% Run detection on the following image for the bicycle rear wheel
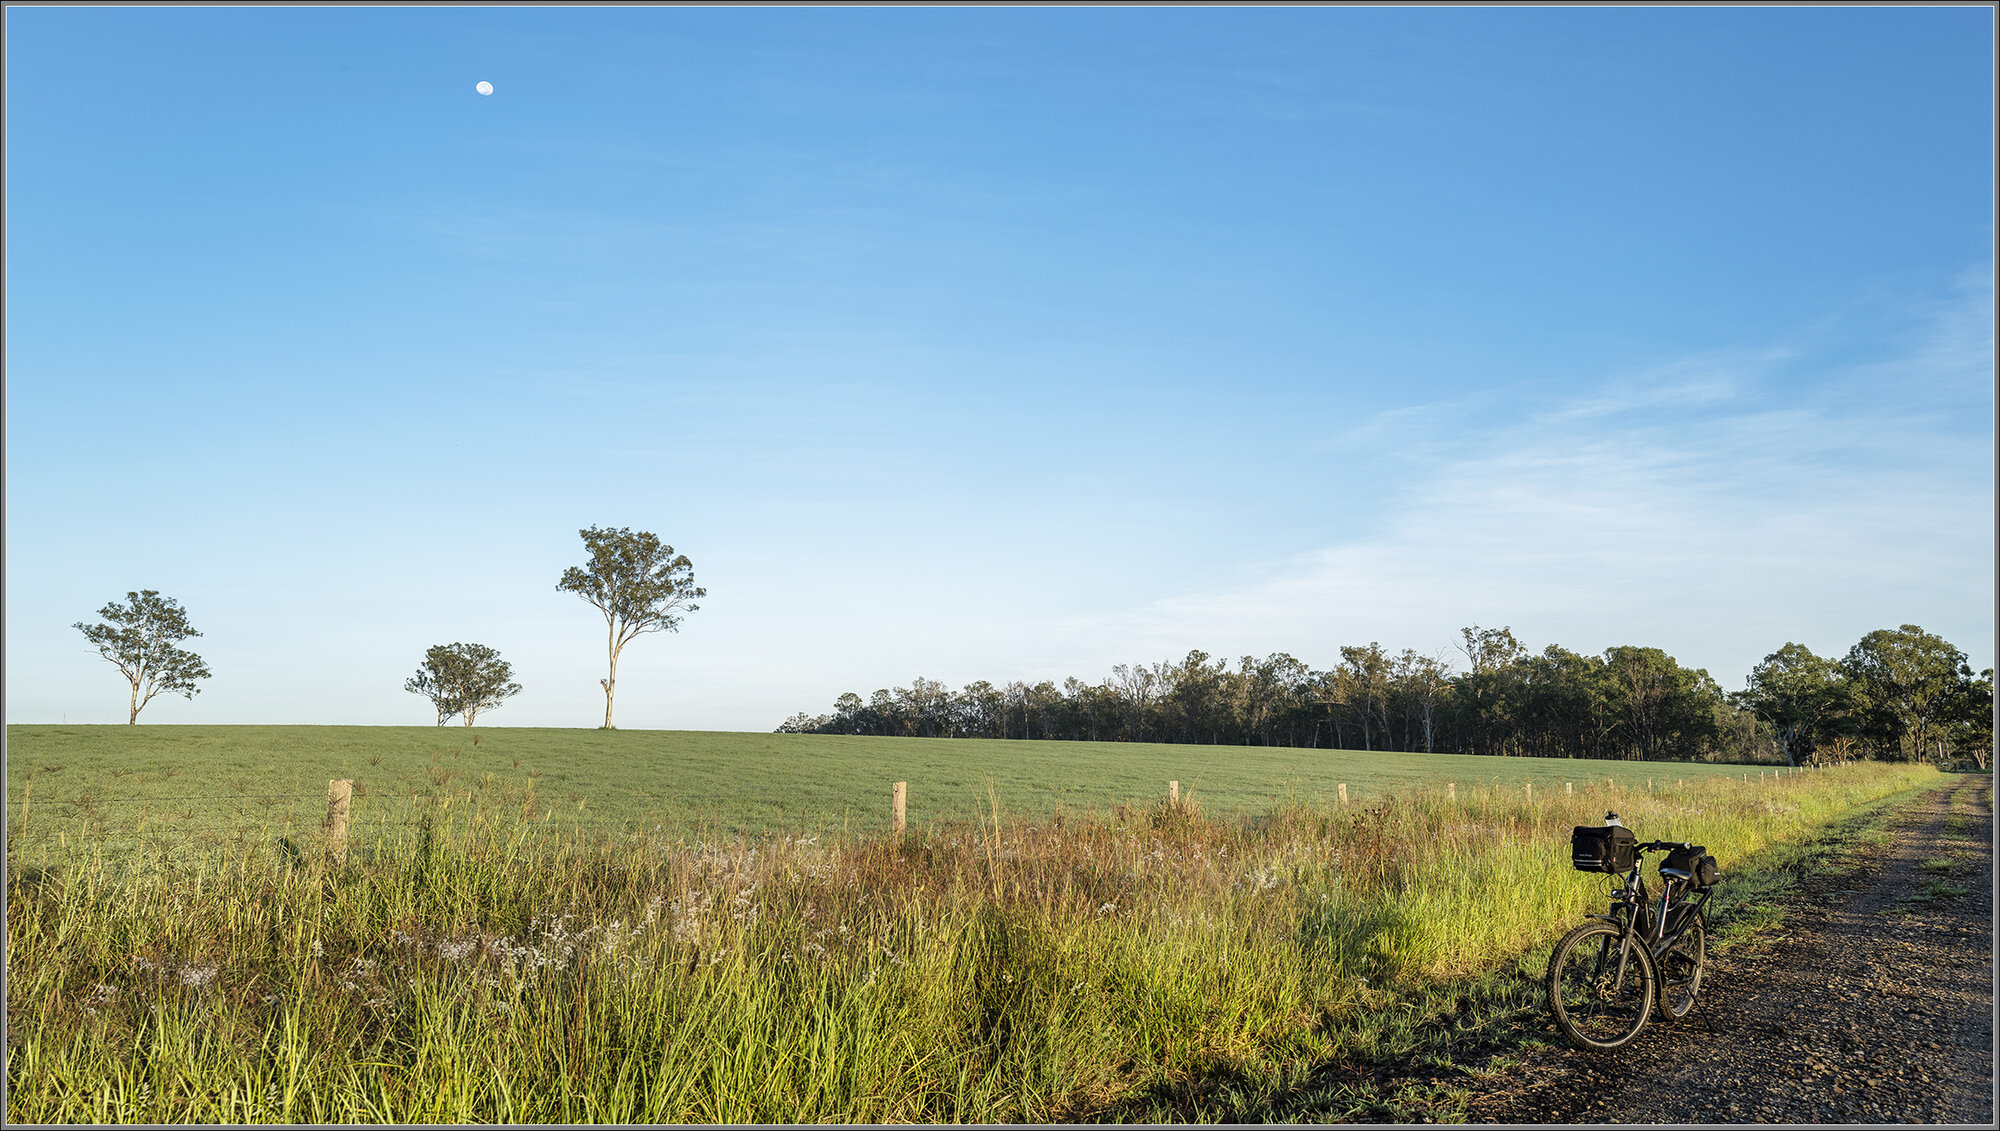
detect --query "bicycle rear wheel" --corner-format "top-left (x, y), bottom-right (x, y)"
top-left (1546, 920), bottom-right (1655, 1052)
top-left (1656, 914), bottom-right (1706, 1020)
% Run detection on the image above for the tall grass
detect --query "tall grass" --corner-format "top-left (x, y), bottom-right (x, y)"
top-left (7, 763), bottom-right (1937, 1123)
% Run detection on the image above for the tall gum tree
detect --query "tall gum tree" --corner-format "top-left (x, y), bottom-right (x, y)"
top-left (1734, 642), bottom-right (1849, 767)
top-left (557, 526), bottom-right (705, 729)
top-left (1843, 625), bottom-right (1972, 763)
top-left (73, 590), bottom-right (212, 724)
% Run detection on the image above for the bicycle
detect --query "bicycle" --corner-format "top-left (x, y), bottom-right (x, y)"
top-left (1546, 813), bottom-right (1719, 1052)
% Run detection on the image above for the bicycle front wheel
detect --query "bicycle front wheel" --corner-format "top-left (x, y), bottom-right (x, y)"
top-left (1656, 914), bottom-right (1706, 1020)
top-left (1546, 920), bottom-right (1655, 1052)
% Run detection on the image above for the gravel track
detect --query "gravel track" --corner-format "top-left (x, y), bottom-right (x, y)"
top-left (1455, 774), bottom-right (1994, 1125)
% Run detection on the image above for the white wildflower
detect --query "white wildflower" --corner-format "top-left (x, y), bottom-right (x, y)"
top-left (179, 964), bottom-right (219, 988)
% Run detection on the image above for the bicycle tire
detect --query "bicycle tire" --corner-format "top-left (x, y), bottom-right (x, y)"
top-left (1655, 914), bottom-right (1706, 1020)
top-left (1546, 920), bottom-right (1656, 1052)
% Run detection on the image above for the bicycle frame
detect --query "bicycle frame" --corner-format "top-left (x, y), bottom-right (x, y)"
top-left (1584, 849), bottom-right (1710, 985)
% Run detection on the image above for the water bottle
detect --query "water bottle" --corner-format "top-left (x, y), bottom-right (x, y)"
top-left (1604, 812), bottom-right (1623, 827)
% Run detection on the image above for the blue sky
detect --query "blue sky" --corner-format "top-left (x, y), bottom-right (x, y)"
top-left (7, 6), bottom-right (1992, 729)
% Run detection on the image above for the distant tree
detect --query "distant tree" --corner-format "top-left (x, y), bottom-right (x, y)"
top-left (959, 680), bottom-right (1005, 739)
top-left (557, 526), bottom-right (705, 729)
top-left (1734, 643), bottom-right (1849, 767)
top-left (1459, 625), bottom-right (1525, 675)
top-left (1239, 653), bottom-right (1309, 746)
top-left (1109, 663), bottom-right (1159, 742)
top-left (832, 692), bottom-right (866, 733)
top-left (775, 711), bottom-right (831, 734)
top-left (1843, 626), bottom-right (1973, 763)
top-left (903, 676), bottom-right (954, 738)
top-left (405, 642), bottom-right (521, 726)
top-left (1001, 680), bottom-right (1031, 740)
top-left (74, 590), bottom-right (212, 724)
top-left (1513, 645), bottom-right (1603, 759)
top-left (1456, 626), bottom-right (1525, 754)
top-left (1600, 645), bottom-right (1723, 762)
top-left (1337, 644), bottom-right (1392, 750)
top-left (1162, 650), bottom-right (1229, 744)
top-left (1942, 668), bottom-right (1994, 770)
top-left (404, 662), bottom-right (460, 726)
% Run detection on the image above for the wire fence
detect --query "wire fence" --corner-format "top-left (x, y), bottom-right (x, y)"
top-left (9, 765), bottom-right (1823, 878)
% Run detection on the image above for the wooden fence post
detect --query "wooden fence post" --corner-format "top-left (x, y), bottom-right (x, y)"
top-left (1565, 781), bottom-right (1573, 797)
top-left (1337, 782), bottom-right (1348, 805)
top-left (325, 779), bottom-right (353, 868)
top-left (1446, 782), bottom-right (1455, 802)
top-left (1169, 780), bottom-right (1180, 806)
top-left (892, 781), bottom-right (907, 839)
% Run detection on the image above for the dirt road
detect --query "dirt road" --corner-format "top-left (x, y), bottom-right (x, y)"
top-left (1459, 774), bottom-right (1994, 1125)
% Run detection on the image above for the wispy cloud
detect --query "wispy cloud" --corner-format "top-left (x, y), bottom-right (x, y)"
top-left (1056, 275), bottom-right (1994, 685)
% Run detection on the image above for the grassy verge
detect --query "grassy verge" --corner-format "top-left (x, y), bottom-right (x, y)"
top-left (1223, 767), bottom-right (1949, 1123)
top-left (6, 763), bottom-right (1938, 1124)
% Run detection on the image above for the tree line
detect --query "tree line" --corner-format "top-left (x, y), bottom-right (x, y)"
top-left (777, 624), bottom-right (1994, 767)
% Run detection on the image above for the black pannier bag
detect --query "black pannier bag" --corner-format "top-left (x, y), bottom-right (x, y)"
top-left (1571, 825), bottom-right (1637, 873)
top-left (1662, 844), bottom-right (1720, 889)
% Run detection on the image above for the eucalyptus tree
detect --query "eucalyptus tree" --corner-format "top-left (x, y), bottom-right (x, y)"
top-left (1601, 646), bottom-right (1724, 761)
top-left (1109, 663), bottom-right (1160, 742)
top-left (1239, 652), bottom-right (1311, 746)
top-left (74, 590), bottom-right (212, 724)
top-left (959, 680), bottom-right (1005, 739)
top-left (405, 642), bottom-right (522, 726)
top-left (903, 676), bottom-right (955, 738)
top-left (1944, 668), bottom-right (1994, 769)
top-left (1456, 626), bottom-right (1524, 754)
top-left (1402, 650), bottom-right (1455, 754)
top-left (832, 692), bottom-right (866, 732)
top-left (1163, 650), bottom-right (1229, 744)
top-left (1735, 643), bottom-right (1849, 766)
top-left (1513, 645), bottom-right (1602, 759)
top-left (1842, 625), bottom-right (1972, 762)
top-left (1338, 643), bottom-right (1391, 750)
top-left (557, 526), bottom-right (705, 729)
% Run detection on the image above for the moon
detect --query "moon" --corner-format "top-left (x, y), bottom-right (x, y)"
top-left (475, 81), bottom-right (494, 96)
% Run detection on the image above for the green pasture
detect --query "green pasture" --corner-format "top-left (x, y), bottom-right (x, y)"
top-left (8, 725), bottom-right (1785, 866)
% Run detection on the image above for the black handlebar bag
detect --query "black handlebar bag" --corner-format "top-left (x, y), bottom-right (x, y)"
top-left (1571, 825), bottom-right (1636, 873)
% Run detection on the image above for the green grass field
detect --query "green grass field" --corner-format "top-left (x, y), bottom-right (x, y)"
top-left (7, 724), bottom-right (1783, 864)
top-left (5, 724), bottom-right (1939, 1123)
